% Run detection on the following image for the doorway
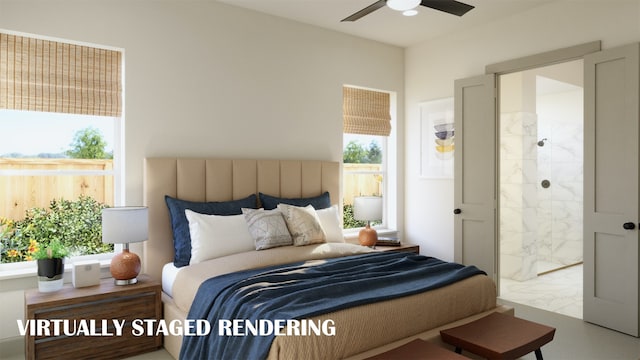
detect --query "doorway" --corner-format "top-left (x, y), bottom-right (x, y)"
top-left (498, 59), bottom-right (584, 319)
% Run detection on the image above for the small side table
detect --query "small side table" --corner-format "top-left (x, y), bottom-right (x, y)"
top-left (24, 274), bottom-right (162, 360)
top-left (440, 312), bottom-right (555, 360)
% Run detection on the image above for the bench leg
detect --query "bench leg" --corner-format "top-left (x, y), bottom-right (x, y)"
top-left (535, 348), bottom-right (543, 360)
top-left (454, 347), bottom-right (462, 354)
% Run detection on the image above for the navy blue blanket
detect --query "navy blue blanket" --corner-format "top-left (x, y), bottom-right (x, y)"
top-left (180, 251), bottom-right (485, 360)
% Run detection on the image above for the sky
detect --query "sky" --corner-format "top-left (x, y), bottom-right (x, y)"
top-left (0, 110), bottom-right (115, 156)
top-left (344, 133), bottom-right (382, 150)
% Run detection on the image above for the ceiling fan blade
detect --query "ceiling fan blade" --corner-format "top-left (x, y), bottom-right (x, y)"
top-left (420, 0), bottom-right (474, 16)
top-left (341, 0), bottom-right (387, 22)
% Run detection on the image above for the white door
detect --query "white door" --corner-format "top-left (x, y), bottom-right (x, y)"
top-left (584, 43), bottom-right (640, 336)
top-left (454, 74), bottom-right (497, 280)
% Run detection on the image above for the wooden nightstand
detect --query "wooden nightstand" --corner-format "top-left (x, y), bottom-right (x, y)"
top-left (24, 274), bottom-right (162, 360)
top-left (347, 239), bottom-right (420, 254)
top-left (372, 243), bottom-right (420, 254)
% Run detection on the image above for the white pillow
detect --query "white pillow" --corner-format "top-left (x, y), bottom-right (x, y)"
top-left (277, 204), bottom-right (326, 246)
top-left (315, 205), bottom-right (345, 243)
top-left (185, 209), bottom-right (255, 265)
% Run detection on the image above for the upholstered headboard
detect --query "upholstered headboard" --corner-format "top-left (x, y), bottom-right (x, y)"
top-left (142, 158), bottom-right (340, 282)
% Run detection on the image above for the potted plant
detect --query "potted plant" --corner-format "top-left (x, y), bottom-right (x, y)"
top-left (34, 239), bottom-right (69, 292)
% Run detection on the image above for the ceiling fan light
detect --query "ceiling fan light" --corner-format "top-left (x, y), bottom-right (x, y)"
top-left (387, 0), bottom-right (421, 12)
top-left (403, 9), bottom-right (418, 16)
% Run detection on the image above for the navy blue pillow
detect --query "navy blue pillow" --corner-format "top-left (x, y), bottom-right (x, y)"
top-left (165, 194), bottom-right (257, 267)
top-left (259, 192), bottom-right (331, 211)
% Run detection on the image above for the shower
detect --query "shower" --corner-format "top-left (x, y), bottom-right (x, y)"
top-left (499, 62), bottom-right (584, 281)
top-left (498, 58), bottom-right (585, 320)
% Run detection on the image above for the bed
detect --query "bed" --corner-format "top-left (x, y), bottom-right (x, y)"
top-left (142, 157), bottom-right (510, 359)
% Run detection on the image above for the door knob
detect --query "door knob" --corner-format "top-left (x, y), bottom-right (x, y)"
top-left (453, 208), bottom-right (462, 215)
top-left (623, 222), bottom-right (636, 230)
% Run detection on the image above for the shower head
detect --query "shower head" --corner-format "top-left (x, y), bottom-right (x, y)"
top-left (537, 138), bottom-right (548, 147)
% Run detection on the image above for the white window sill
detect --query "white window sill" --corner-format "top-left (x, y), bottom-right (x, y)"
top-left (342, 228), bottom-right (398, 242)
top-left (0, 259), bottom-right (111, 281)
top-left (0, 253), bottom-right (114, 292)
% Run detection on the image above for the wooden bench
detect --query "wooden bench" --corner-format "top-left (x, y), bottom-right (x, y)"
top-left (440, 312), bottom-right (555, 360)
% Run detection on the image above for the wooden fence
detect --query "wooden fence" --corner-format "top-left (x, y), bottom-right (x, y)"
top-left (0, 158), bottom-right (114, 221)
top-left (343, 163), bottom-right (383, 205)
top-left (1, 159), bottom-right (378, 221)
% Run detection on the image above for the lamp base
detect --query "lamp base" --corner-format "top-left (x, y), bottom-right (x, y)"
top-left (110, 248), bottom-right (141, 286)
top-left (114, 278), bottom-right (138, 286)
top-left (358, 223), bottom-right (378, 247)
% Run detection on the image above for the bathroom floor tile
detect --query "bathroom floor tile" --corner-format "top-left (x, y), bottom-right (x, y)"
top-left (500, 264), bottom-right (582, 319)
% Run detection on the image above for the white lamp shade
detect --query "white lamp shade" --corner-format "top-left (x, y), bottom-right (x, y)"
top-left (102, 207), bottom-right (149, 244)
top-left (353, 196), bottom-right (383, 222)
top-left (387, 0), bottom-right (420, 11)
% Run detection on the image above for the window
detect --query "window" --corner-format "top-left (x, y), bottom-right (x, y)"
top-left (0, 32), bottom-right (123, 266)
top-left (343, 134), bottom-right (386, 229)
top-left (342, 86), bottom-right (394, 231)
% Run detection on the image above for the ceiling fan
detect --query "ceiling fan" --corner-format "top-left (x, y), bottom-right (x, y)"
top-left (341, 0), bottom-right (474, 22)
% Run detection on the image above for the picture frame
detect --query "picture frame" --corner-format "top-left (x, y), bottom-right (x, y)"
top-left (420, 97), bottom-right (454, 179)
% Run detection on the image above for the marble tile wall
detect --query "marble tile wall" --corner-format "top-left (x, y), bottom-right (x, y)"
top-left (500, 89), bottom-right (583, 281)
top-left (500, 111), bottom-right (539, 281)
top-left (537, 89), bottom-right (583, 266)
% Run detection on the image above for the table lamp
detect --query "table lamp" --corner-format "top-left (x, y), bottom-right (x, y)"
top-left (353, 196), bottom-right (383, 247)
top-left (102, 206), bottom-right (148, 285)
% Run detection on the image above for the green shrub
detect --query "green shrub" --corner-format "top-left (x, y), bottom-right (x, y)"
top-left (0, 195), bottom-right (112, 263)
top-left (343, 204), bottom-right (367, 229)
top-left (343, 203), bottom-right (382, 230)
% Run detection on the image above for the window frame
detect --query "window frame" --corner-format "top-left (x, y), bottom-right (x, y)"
top-left (342, 85), bottom-right (398, 238)
top-left (0, 115), bottom-right (122, 273)
top-left (0, 30), bottom-right (125, 274)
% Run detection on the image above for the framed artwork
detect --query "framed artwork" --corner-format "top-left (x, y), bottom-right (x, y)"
top-left (420, 97), bottom-right (454, 179)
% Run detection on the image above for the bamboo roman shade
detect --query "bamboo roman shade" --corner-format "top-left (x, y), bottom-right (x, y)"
top-left (343, 87), bottom-right (391, 136)
top-left (0, 33), bottom-right (122, 117)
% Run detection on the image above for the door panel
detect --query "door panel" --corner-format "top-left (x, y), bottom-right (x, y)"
top-left (454, 74), bottom-right (497, 279)
top-left (584, 43), bottom-right (639, 336)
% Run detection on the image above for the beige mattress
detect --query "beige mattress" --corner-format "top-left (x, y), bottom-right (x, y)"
top-left (171, 243), bottom-right (375, 313)
top-left (168, 243), bottom-right (497, 359)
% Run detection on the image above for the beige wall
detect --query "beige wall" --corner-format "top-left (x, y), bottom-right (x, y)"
top-left (0, 0), bottom-right (405, 206)
top-left (0, 0), bottom-right (404, 341)
top-left (404, 0), bottom-right (640, 261)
